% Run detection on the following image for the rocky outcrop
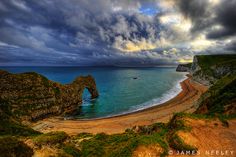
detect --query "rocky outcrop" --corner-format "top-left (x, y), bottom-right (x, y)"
top-left (176, 63), bottom-right (192, 72)
top-left (176, 55), bottom-right (236, 86)
top-left (195, 74), bottom-right (236, 115)
top-left (0, 70), bottom-right (98, 122)
top-left (191, 55), bottom-right (236, 86)
top-left (176, 55), bottom-right (236, 114)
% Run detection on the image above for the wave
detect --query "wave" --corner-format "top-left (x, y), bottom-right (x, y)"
top-left (76, 73), bottom-right (187, 120)
top-left (127, 74), bottom-right (187, 113)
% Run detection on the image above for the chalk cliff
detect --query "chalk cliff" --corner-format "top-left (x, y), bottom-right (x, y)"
top-left (0, 70), bottom-right (98, 122)
top-left (190, 54), bottom-right (236, 86)
top-left (176, 63), bottom-right (192, 72)
top-left (176, 54), bottom-right (236, 114)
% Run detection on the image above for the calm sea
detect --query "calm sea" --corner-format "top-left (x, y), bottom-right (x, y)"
top-left (0, 66), bottom-right (186, 119)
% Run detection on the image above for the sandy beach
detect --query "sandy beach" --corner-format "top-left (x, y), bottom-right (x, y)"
top-left (32, 76), bottom-right (208, 135)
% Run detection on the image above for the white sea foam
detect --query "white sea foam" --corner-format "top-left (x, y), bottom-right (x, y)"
top-left (82, 73), bottom-right (188, 120)
top-left (127, 74), bottom-right (187, 113)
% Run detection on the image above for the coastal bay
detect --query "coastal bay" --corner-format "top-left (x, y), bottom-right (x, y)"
top-left (1, 67), bottom-right (186, 119)
top-left (32, 76), bottom-right (208, 135)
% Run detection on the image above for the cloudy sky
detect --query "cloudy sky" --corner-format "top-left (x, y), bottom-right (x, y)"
top-left (0, 0), bottom-right (235, 66)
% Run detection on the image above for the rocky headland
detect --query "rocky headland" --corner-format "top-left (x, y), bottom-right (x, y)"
top-left (178, 54), bottom-right (236, 86)
top-left (177, 54), bottom-right (236, 115)
top-left (0, 70), bottom-right (98, 123)
top-left (176, 63), bottom-right (192, 72)
top-left (191, 55), bottom-right (236, 86)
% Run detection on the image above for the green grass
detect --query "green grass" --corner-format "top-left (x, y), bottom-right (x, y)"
top-left (0, 136), bottom-right (33, 157)
top-left (2, 112), bottom-right (235, 157)
top-left (0, 107), bottom-right (40, 136)
top-left (74, 132), bottom-right (93, 139)
top-left (0, 120), bottom-right (40, 136)
top-left (76, 126), bottom-right (170, 157)
top-left (166, 113), bottom-right (197, 152)
top-left (197, 74), bottom-right (236, 115)
top-left (78, 133), bottom-right (137, 157)
top-left (196, 54), bottom-right (236, 70)
top-left (33, 131), bottom-right (68, 146)
top-left (168, 134), bottom-right (197, 151)
top-left (62, 144), bottom-right (81, 156)
top-left (194, 54), bottom-right (236, 78)
top-left (74, 115), bottom-right (198, 157)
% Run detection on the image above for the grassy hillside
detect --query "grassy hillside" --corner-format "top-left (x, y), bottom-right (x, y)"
top-left (1, 113), bottom-right (232, 157)
top-left (196, 54), bottom-right (236, 68)
top-left (196, 74), bottom-right (236, 115)
top-left (0, 113), bottom-right (202, 157)
top-left (0, 104), bottom-right (40, 136)
top-left (193, 54), bottom-right (236, 78)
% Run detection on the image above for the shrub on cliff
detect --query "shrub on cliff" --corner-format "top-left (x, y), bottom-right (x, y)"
top-left (166, 113), bottom-right (197, 152)
top-left (74, 115), bottom-right (200, 157)
top-left (0, 136), bottom-right (33, 157)
top-left (196, 74), bottom-right (236, 115)
top-left (0, 106), bottom-right (40, 136)
top-left (33, 131), bottom-right (68, 146)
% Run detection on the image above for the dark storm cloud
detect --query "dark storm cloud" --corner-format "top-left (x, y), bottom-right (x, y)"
top-left (0, 0), bottom-right (167, 65)
top-left (176, 0), bottom-right (212, 32)
top-left (0, 0), bottom-right (235, 66)
top-left (207, 0), bottom-right (236, 39)
top-left (225, 40), bottom-right (236, 51)
top-left (176, 0), bottom-right (236, 39)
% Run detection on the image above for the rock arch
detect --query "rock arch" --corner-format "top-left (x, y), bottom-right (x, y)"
top-left (0, 70), bottom-right (99, 121)
top-left (73, 75), bottom-right (99, 99)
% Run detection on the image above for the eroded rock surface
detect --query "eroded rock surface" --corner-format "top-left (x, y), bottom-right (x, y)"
top-left (190, 55), bottom-right (236, 86)
top-left (0, 70), bottom-right (98, 122)
top-left (176, 63), bottom-right (192, 72)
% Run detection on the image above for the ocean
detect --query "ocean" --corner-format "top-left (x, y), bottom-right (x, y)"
top-left (0, 66), bottom-right (186, 119)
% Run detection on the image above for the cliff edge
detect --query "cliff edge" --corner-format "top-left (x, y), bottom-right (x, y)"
top-left (176, 54), bottom-right (236, 115)
top-left (176, 63), bottom-right (192, 72)
top-left (190, 54), bottom-right (236, 86)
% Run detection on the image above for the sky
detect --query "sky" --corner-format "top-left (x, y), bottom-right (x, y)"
top-left (0, 0), bottom-right (235, 66)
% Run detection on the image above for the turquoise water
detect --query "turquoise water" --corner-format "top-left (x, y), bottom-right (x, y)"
top-left (0, 67), bottom-right (186, 119)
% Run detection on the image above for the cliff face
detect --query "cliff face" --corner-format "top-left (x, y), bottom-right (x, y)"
top-left (0, 70), bottom-right (98, 122)
top-left (176, 63), bottom-right (192, 72)
top-left (195, 74), bottom-right (236, 115)
top-left (176, 54), bottom-right (236, 114)
top-left (190, 54), bottom-right (236, 86)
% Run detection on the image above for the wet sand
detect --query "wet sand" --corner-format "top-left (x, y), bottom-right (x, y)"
top-left (32, 77), bottom-right (208, 135)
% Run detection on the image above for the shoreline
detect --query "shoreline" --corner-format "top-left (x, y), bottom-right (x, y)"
top-left (70, 74), bottom-right (187, 121)
top-left (32, 76), bottom-right (208, 135)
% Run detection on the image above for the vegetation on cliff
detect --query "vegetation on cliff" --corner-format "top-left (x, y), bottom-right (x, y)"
top-left (0, 70), bottom-right (100, 156)
top-left (0, 104), bottom-right (40, 136)
top-left (176, 54), bottom-right (236, 115)
top-left (191, 54), bottom-right (236, 85)
top-left (0, 113), bottom-right (204, 157)
top-left (1, 112), bottom-right (232, 157)
top-left (194, 54), bottom-right (236, 72)
top-left (0, 70), bottom-right (98, 122)
top-left (0, 136), bottom-right (34, 157)
top-left (196, 74), bottom-right (236, 115)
